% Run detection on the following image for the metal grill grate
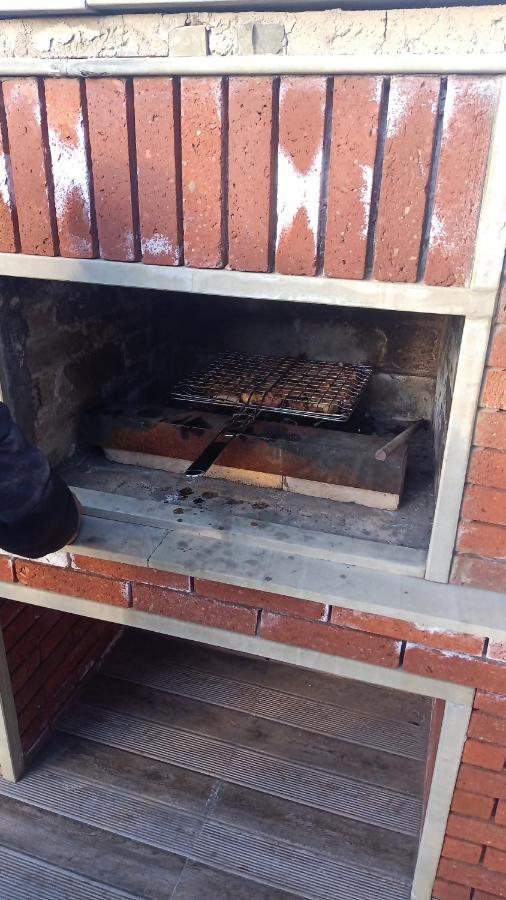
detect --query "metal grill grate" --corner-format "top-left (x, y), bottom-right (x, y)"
top-left (172, 352), bottom-right (372, 422)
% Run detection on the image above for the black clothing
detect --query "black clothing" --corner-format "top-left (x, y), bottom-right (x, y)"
top-left (0, 402), bottom-right (79, 558)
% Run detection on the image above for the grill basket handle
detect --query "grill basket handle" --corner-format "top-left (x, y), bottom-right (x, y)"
top-left (185, 409), bottom-right (259, 479)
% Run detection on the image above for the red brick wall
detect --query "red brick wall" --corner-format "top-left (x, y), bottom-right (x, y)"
top-left (0, 590), bottom-right (119, 756)
top-left (0, 75), bottom-right (499, 286)
top-left (435, 692), bottom-right (506, 900)
top-left (452, 277), bottom-right (506, 594)
top-left (2, 552), bottom-right (504, 678)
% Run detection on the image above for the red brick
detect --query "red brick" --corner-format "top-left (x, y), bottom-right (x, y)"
top-left (133, 77), bottom-right (182, 266)
top-left (423, 699), bottom-right (444, 819)
top-left (458, 766), bottom-right (506, 801)
top-left (438, 858), bottom-right (506, 897)
top-left (3, 78), bottom-right (57, 255)
top-left (0, 84), bottom-right (17, 252)
top-left (181, 77), bottom-right (224, 268)
top-left (39, 615), bottom-right (75, 662)
top-left (496, 801), bottom-right (506, 825)
top-left (451, 790), bottom-right (495, 820)
top-left (432, 881), bottom-right (472, 900)
top-left (403, 645), bottom-right (506, 694)
top-left (46, 625), bottom-right (103, 696)
top-left (324, 76), bottom-right (382, 279)
top-left (490, 327), bottom-right (506, 369)
top-left (71, 554), bottom-right (190, 591)
top-left (457, 522), bottom-right (506, 559)
top-left (194, 578), bottom-right (327, 621)
top-left (442, 837), bottom-right (483, 865)
top-left (7, 608), bottom-right (61, 671)
top-left (330, 607), bottom-right (484, 655)
top-left (86, 78), bottom-right (138, 262)
top-left (0, 556), bottom-right (14, 582)
top-left (475, 411), bottom-right (506, 452)
top-left (18, 689), bottom-right (46, 735)
top-left (462, 485), bottom-right (506, 527)
top-left (489, 644), bottom-right (506, 663)
top-left (44, 77), bottom-right (95, 258)
top-left (463, 739), bottom-right (506, 771)
top-left (228, 77), bottom-right (273, 273)
top-left (133, 583), bottom-right (257, 634)
top-left (259, 611), bottom-right (401, 667)
top-left (45, 624), bottom-right (97, 695)
top-left (426, 77), bottom-right (499, 287)
top-left (476, 692), bottom-right (506, 720)
top-left (0, 599), bottom-right (22, 629)
top-left (448, 814), bottom-right (506, 852)
top-left (374, 76), bottom-right (439, 283)
top-left (468, 449), bottom-right (506, 492)
top-left (451, 556), bottom-right (506, 593)
top-left (15, 621), bottom-right (77, 711)
top-left (483, 370), bottom-right (506, 412)
top-left (11, 650), bottom-right (40, 696)
top-left (275, 77), bottom-right (326, 276)
top-left (486, 848), bottom-right (506, 875)
top-left (3, 606), bottom-right (35, 651)
top-left (15, 560), bottom-right (130, 607)
top-left (474, 894), bottom-right (506, 900)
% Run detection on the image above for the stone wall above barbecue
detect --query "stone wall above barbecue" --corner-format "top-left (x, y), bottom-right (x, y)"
top-left (0, 7), bottom-right (505, 59)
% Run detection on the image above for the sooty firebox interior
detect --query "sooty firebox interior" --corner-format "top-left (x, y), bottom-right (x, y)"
top-left (0, 277), bottom-right (463, 553)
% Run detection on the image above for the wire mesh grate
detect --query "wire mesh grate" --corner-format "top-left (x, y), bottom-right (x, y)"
top-left (172, 352), bottom-right (372, 422)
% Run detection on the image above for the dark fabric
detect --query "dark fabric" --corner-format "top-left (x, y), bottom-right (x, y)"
top-left (0, 402), bottom-right (79, 558)
top-left (0, 401), bottom-right (51, 524)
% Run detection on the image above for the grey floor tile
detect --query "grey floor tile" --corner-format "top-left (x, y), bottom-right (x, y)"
top-left (172, 861), bottom-right (301, 900)
top-left (40, 733), bottom-right (216, 815)
top-left (209, 781), bottom-right (417, 879)
top-left (0, 795), bottom-right (185, 900)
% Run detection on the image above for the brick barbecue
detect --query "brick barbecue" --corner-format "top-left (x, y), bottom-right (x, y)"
top-left (0, 61), bottom-right (504, 900)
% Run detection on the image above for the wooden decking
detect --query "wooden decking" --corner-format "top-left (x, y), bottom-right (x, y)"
top-left (0, 629), bottom-right (431, 899)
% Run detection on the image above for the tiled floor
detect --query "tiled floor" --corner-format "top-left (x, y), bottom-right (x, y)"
top-left (0, 629), bottom-right (430, 899)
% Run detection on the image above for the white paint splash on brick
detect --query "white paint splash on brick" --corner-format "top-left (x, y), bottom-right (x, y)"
top-left (123, 231), bottom-right (135, 260)
top-left (386, 81), bottom-right (411, 137)
top-left (359, 163), bottom-right (373, 239)
top-left (442, 77), bottom-right (498, 137)
top-left (0, 151), bottom-right (12, 209)
top-left (142, 232), bottom-right (180, 262)
top-left (371, 77), bottom-right (383, 105)
top-left (429, 211), bottom-right (447, 247)
top-left (428, 209), bottom-right (456, 256)
top-left (276, 145), bottom-right (322, 253)
top-left (405, 641), bottom-right (468, 660)
top-left (48, 111), bottom-right (90, 238)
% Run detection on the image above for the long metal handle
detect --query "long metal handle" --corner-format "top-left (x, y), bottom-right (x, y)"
top-left (374, 420), bottom-right (423, 462)
top-left (185, 409), bottom-right (259, 478)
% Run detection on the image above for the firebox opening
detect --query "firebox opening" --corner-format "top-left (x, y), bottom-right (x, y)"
top-left (0, 277), bottom-right (463, 558)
